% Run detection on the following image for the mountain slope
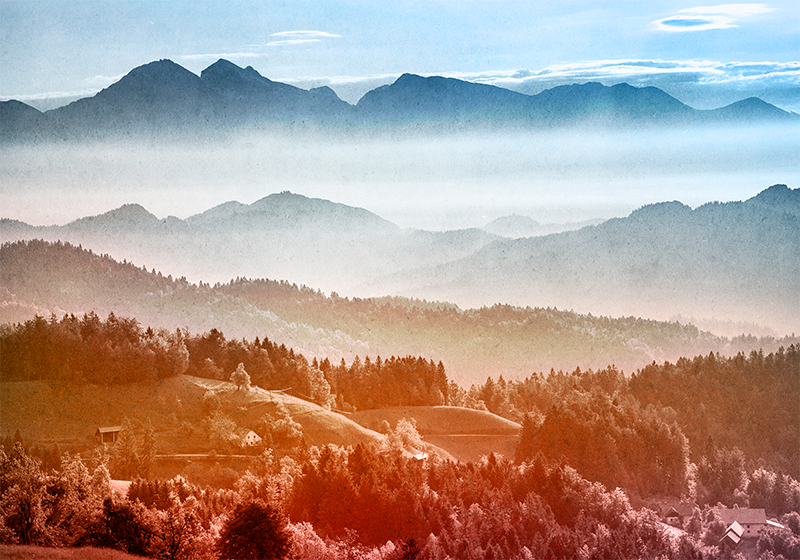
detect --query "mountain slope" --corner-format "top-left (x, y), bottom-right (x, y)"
top-left (200, 59), bottom-right (353, 126)
top-left (0, 191), bottom-right (497, 293)
top-left (374, 185), bottom-right (800, 334)
top-left (47, 59), bottom-right (220, 136)
top-left (0, 100), bottom-right (47, 141)
top-left (2, 59), bottom-right (796, 141)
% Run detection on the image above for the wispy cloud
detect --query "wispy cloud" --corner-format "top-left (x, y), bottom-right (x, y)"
top-left (680, 3), bottom-right (774, 16)
top-left (270, 30), bottom-right (341, 38)
top-left (654, 3), bottom-right (774, 32)
top-left (179, 52), bottom-right (266, 61)
top-left (266, 39), bottom-right (321, 46)
top-left (440, 59), bottom-right (799, 89)
top-left (263, 30), bottom-right (341, 47)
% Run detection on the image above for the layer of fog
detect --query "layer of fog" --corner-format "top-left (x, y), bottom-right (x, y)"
top-left (2, 123), bottom-right (798, 230)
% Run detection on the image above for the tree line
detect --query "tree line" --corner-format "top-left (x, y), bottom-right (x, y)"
top-left (0, 314), bottom-right (448, 412)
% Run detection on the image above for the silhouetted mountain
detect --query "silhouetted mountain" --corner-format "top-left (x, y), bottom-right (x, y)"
top-left (372, 185), bottom-right (800, 335)
top-left (2, 59), bottom-right (795, 141)
top-left (529, 81), bottom-right (695, 123)
top-left (2, 186), bottom-right (796, 339)
top-left (46, 59), bottom-right (220, 137)
top-left (483, 215), bottom-right (605, 238)
top-left (0, 100), bottom-right (47, 142)
top-left (704, 96), bottom-right (795, 122)
top-left (199, 59), bottom-right (353, 126)
top-left (67, 203), bottom-right (161, 230)
top-left (0, 191), bottom-right (497, 294)
top-left (356, 73), bottom-right (534, 124)
top-left (187, 191), bottom-right (396, 232)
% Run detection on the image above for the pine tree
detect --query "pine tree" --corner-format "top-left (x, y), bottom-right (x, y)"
top-left (515, 412), bottom-right (538, 464)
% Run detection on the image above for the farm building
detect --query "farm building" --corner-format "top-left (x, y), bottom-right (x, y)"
top-left (95, 426), bottom-right (122, 444)
top-left (714, 507), bottom-right (768, 538)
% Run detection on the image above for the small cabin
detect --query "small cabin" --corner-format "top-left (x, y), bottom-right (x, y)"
top-left (241, 430), bottom-right (262, 447)
top-left (664, 507), bottom-right (682, 527)
top-left (661, 501), bottom-right (696, 528)
top-left (95, 426), bottom-right (122, 444)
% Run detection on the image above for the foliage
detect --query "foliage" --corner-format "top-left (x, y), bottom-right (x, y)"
top-left (228, 363), bottom-right (250, 392)
top-left (215, 500), bottom-right (289, 560)
top-left (0, 312), bottom-right (188, 385)
top-left (109, 418), bottom-right (156, 480)
top-left (629, 347), bottom-right (800, 479)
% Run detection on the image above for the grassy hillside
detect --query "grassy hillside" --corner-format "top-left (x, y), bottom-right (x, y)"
top-left (0, 374), bottom-right (385, 460)
top-left (350, 406), bottom-right (521, 463)
top-left (0, 545), bottom-right (149, 560)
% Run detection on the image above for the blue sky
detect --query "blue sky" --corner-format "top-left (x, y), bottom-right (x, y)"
top-left (1, 0), bottom-right (799, 110)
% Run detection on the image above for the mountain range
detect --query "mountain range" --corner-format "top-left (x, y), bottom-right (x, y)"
top-left (2, 185), bottom-right (798, 338)
top-left (1, 58), bottom-right (796, 141)
top-left (372, 184), bottom-right (800, 334)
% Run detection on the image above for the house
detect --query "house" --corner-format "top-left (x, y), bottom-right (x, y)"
top-left (240, 430), bottom-right (262, 447)
top-left (95, 426), bottom-right (122, 444)
top-left (661, 501), bottom-right (697, 528)
top-left (720, 521), bottom-right (744, 548)
top-left (714, 507), bottom-right (768, 538)
top-left (664, 507), bottom-right (683, 527)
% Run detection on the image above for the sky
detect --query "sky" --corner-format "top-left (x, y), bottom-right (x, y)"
top-left (1, 0), bottom-right (799, 110)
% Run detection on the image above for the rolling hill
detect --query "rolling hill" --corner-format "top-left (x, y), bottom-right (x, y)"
top-left (3, 186), bottom-right (797, 337)
top-left (2, 236), bottom-right (795, 385)
top-left (0, 191), bottom-right (498, 293)
top-left (4, 371), bottom-right (539, 467)
top-left (350, 406), bottom-right (521, 463)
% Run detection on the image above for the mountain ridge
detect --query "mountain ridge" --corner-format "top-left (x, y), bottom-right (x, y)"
top-left (1, 185), bottom-right (796, 336)
top-left (370, 184), bottom-right (800, 335)
top-left (2, 58), bottom-right (796, 141)
top-left (3, 238), bottom-right (796, 385)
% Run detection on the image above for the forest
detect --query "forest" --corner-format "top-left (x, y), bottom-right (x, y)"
top-left (1, 312), bottom-right (800, 559)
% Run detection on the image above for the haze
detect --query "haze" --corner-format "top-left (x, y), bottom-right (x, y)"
top-left (3, 122), bottom-right (799, 231)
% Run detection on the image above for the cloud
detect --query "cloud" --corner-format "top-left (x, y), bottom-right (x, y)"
top-left (266, 39), bottom-right (321, 46)
top-left (179, 52), bottom-right (266, 61)
top-left (270, 30), bottom-right (341, 38)
top-left (654, 3), bottom-right (774, 31)
top-left (680, 3), bottom-right (774, 15)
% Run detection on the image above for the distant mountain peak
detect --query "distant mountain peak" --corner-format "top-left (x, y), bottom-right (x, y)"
top-left (201, 58), bottom-right (271, 86)
top-left (68, 203), bottom-right (159, 228)
top-left (118, 59), bottom-right (202, 89)
top-left (629, 201), bottom-right (692, 219)
top-left (748, 184), bottom-right (799, 214)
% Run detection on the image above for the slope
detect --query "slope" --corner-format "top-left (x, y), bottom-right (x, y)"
top-left (372, 185), bottom-right (800, 335)
top-left (0, 191), bottom-right (498, 293)
top-left (350, 406), bottom-right (521, 463)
